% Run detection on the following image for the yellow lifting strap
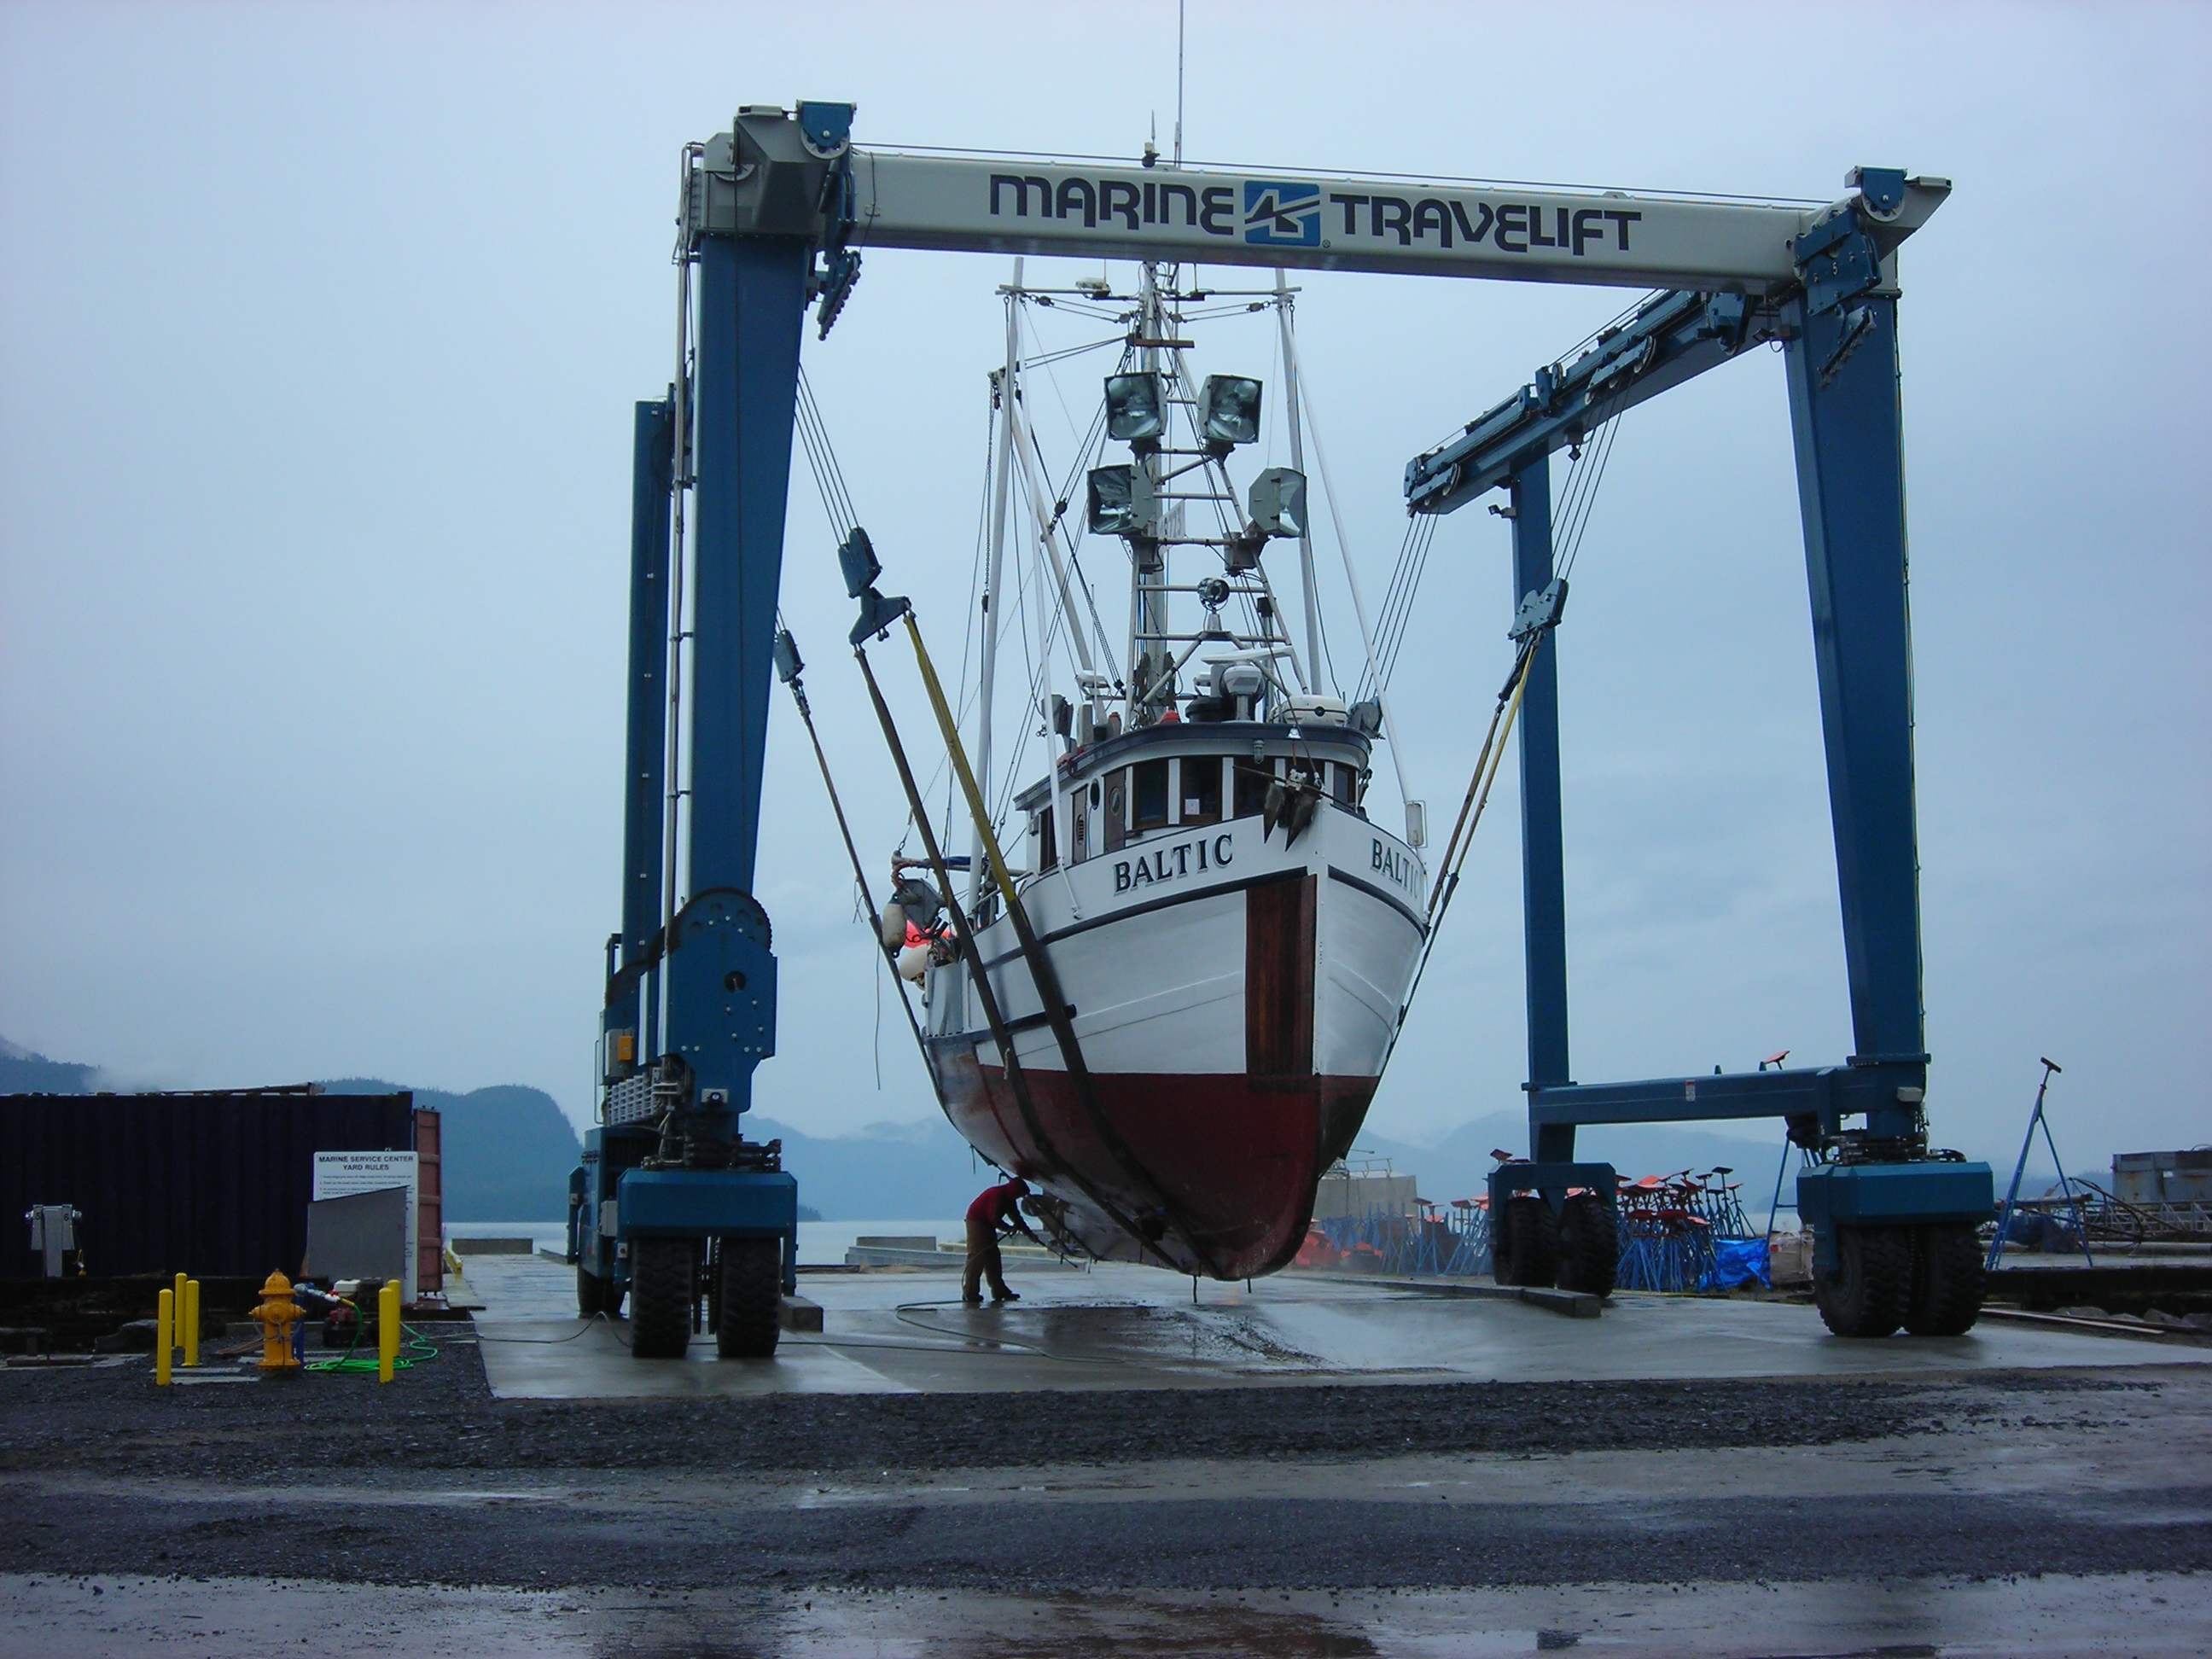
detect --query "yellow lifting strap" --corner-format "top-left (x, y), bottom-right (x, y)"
top-left (898, 610), bottom-right (1225, 1278)
top-left (1427, 630), bottom-right (1545, 926)
top-left (1382, 630), bottom-right (1549, 1064)
top-left (902, 612), bottom-right (1027, 928)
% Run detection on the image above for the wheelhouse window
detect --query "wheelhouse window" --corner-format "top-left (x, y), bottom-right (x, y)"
top-left (1179, 755), bottom-right (1223, 825)
top-left (1330, 763), bottom-right (1356, 806)
top-left (1133, 758), bottom-right (1170, 831)
top-left (1232, 758), bottom-right (1273, 821)
top-left (1033, 805), bottom-right (1058, 871)
top-left (1103, 768), bottom-right (1129, 853)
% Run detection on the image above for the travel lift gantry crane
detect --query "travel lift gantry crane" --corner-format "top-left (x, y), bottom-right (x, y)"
top-left (572, 101), bottom-right (1992, 1359)
top-left (1403, 207), bottom-right (1997, 1336)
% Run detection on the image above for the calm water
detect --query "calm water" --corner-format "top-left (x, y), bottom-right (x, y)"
top-left (445, 1219), bottom-right (960, 1266)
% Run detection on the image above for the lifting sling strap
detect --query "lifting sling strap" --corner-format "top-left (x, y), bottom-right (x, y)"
top-left (773, 630), bottom-right (930, 1064)
top-left (853, 635), bottom-right (1187, 1273)
top-left (894, 610), bottom-right (1231, 1279)
top-left (1387, 612), bottom-right (1555, 1062)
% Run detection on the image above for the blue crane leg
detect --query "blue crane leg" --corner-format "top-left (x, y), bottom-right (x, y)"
top-left (1511, 457), bottom-right (1575, 1163)
top-left (689, 236), bottom-right (809, 903)
top-left (1782, 296), bottom-right (1927, 1139)
top-left (614, 395), bottom-right (674, 1056)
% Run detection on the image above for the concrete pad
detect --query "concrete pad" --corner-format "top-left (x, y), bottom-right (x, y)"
top-left (1345, 1273), bottom-right (1603, 1316)
top-left (843, 1244), bottom-right (1074, 1268)
top-left (6, 1571), bottom-right (2208, 1657)
top-left (476, 1317), bottom-right (911, 1399)
top-left (466, 1252), bottom-right (2209, 1400)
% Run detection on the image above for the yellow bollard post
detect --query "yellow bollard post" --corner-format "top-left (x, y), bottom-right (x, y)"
top-left (377, 1282), bottom-right (399, 1382)
top-left (173, 1272), bottom-right (187, 1355)
top-left (182, 1278), bottom-right (201, 1369)
top-left (155, 1289), bottom-right (173, 1387)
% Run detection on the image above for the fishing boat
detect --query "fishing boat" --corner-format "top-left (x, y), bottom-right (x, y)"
top-left (887, 258), bottom-right (1429, 1281)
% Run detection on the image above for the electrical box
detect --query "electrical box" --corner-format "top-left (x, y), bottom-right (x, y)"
top-left (26, 1204), bottom-right (79, 1278)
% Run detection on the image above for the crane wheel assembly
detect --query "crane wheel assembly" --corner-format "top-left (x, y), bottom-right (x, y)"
top-left (714, 1238), bottom-right (783, 1359)
top-left (1903, 1222), bottom-right (1987, 1336)
top-left (1553, 1195), bottom-right (1620, 1299)
top-left (1813, 1225), bottom-right (1914, 1338)
top-left (1494, 1196), bottom-right (1558, 1289)
top-left (628, 1237), bottom-right (696, 1359)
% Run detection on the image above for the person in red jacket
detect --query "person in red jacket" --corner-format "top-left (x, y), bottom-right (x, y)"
top-left (962, 1175), bottom-right (1037, 1305)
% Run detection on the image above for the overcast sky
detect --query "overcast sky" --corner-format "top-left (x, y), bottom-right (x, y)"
top-left (3, 2), bottom-right (2205, 1174)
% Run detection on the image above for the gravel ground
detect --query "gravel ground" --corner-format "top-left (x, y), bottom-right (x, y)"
top-left (0, 1336), bottom-right (1958, 1478)
top-left (3, 1342), bottom-right (2204, 1597)
top-left (6, 1484), bottom-right (2207, 1593)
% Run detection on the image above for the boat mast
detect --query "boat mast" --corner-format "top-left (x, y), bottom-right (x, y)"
top-left (1276, 270), bottom-right (1324, 688)
top-left (1131, 261), bottom-right (1167, 719)
top-left (1280, 319), bottom-right (1422, 843)
top-left (970, 256), bottom-right (1023, 908)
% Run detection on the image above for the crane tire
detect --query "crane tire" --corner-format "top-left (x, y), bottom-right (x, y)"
top-left (629, 1237), bottom-right (694, 1359)
top-left (1903, 1221), bottom-right (1986, 1336)
top-left (575, 1266), bottom-right (605, 1318)
top-left (1813, 1224), bottom-right (1912, 1337)
top-left (1495, 1196), bottom-right (1557, 1288)
top-left (717, 1237), bottom-right (783, 1359)
top-left (1554, 1193), bottom-right (1619, 1298)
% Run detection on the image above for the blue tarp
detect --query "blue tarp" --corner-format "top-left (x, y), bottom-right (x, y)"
top-left (2003, 1210), bottom-right (2082, 1253)
top-left (1697, 1237), bottom-right (1771, 1291)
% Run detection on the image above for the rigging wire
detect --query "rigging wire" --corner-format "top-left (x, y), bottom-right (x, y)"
top-left (945, 388), bottom-right (998, 847)
top-left (1026, 378), bottom-right (1121, 678)
top-left (795, 367), bottom-right (859, 540)
top-left (1018, 296), bottom-right (1131, 323)
top-left (1385, 626), bottom-right (1546, 1054)
top-left (1359, 510), bottom-right (1439, 702)
top-left (986, 301), bottom-right (1102, 840)
top-left (1018, 334), bottom-right (1127, 370)
top-left (1377, 516), bottom-right (1437, 689)
top-left (791, 364), bottom-right (969, 855)
top-left (1013, 303), bottom-right (1122, 680)
top-left (1354, 370), bottom-right (1632, 706)
top-left (1556, 393), bottom-right (1627, 583)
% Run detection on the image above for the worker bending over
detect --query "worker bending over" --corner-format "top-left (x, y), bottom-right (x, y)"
top-left (963, 1175), bottom-right (1038, 1306)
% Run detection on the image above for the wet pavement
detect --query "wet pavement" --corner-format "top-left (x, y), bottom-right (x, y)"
top-left (5, 1255), bottom-right (2204, 1654)
top-left (3, 1570), bottom-right (2206, 1656)
top-left (471, 1254), bottom-right (2209, 1400)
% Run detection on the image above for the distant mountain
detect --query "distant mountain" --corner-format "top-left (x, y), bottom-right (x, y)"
top-left (323, 1078), bottom-right (584, 1223)
top-left (0, 1038), bottom-right (98, 1095)
top-left (3, 1035), bottom-right (2092, 1226)
top-left (751, 1112), bottom-right (998, 1222)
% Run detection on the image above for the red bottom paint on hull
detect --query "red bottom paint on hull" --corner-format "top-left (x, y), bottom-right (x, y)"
top-left (930, 1041), bottom-right (1377, 1280)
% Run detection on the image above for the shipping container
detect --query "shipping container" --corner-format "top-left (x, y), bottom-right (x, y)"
top-left (2112, 1150), bottom-right (2212, 1207)
top-left (1, 1091), bottom-right (440, 1290)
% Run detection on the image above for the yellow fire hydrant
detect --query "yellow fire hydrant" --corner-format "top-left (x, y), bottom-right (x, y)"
top-left (250, 1271), bottom-right (302, 1373)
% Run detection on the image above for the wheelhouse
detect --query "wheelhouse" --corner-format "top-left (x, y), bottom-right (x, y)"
top-left (1014, 714), bottom-right (1374, 883)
